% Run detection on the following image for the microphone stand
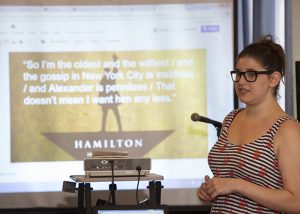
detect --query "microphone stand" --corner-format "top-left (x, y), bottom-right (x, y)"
top-left (191, 113), bottom-right (221, 137)
top-left (214, 125), bottom-right (221, 138)
top-left (109, 160), bottom-right (117, 206)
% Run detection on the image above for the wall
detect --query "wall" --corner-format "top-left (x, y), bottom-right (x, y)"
top-left (292, 0), bottom-right (300, 61)
top-left (292, 0), bottom-right (300, 117)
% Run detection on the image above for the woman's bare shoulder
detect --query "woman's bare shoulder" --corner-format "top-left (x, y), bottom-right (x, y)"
top-left (276, 118), bottom-right (300, 145)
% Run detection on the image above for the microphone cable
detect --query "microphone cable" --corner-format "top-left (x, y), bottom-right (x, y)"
top-left (135, 166), bottom-right (141, 205)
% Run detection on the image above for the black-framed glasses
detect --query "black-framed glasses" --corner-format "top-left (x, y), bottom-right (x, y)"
top-left (230, 70), bottom-right (275, 82)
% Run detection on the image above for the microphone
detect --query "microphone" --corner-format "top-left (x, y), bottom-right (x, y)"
top-left (191, 113), bottom-right (222, 128)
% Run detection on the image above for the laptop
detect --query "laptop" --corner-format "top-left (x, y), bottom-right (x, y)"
top-left (93, 205), bottom-right (169, 214)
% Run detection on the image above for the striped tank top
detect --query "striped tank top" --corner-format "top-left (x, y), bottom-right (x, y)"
top-left (208, 108), bottom-right (295, 214)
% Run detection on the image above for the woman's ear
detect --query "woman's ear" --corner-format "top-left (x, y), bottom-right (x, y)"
top-left (270, 71), bottom-right (282, 87)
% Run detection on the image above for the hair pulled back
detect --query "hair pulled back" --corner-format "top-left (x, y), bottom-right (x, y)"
top-left (237, 35), bottom-right (285, 98)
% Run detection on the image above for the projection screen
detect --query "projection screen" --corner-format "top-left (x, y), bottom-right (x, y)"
top-left (0, 0), bottom-right (234, 208)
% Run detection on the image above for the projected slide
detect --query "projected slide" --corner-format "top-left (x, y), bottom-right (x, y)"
top-left (10, 50), bottom-right (206, 161)
top-left (0, 1), bottom-right (234, 208)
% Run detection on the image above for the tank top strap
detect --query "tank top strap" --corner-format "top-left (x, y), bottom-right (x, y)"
top-left (268, 115), bottom-right (297, 138)
top-left (220, 108), bottom-right (244, 136)
top-left (223, 108), bottom-right (244, 128)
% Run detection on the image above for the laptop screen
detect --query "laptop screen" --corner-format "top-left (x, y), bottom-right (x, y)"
top-left (93, 205), bottom-right (168, 214)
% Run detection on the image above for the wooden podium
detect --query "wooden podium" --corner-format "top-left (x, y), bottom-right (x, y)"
top-left (67, 173), bottom-right (164, 214)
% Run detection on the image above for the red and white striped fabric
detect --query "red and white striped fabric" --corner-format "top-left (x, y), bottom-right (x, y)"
top-left (208, 108), bottom-right (295, 214)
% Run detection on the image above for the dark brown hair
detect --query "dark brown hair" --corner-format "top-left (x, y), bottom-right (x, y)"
top-left (237, 35), bottom-right (285, 98)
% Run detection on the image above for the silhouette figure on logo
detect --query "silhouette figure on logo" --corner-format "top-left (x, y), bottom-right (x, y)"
top-left (99, 54), bottom-right (122, 132)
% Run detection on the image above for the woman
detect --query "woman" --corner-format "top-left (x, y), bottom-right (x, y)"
top-left (197, 36), bottom-right (300, 213)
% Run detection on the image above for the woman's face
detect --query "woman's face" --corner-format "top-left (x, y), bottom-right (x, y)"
top-left (234, 57), bottom-right (274, 105)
